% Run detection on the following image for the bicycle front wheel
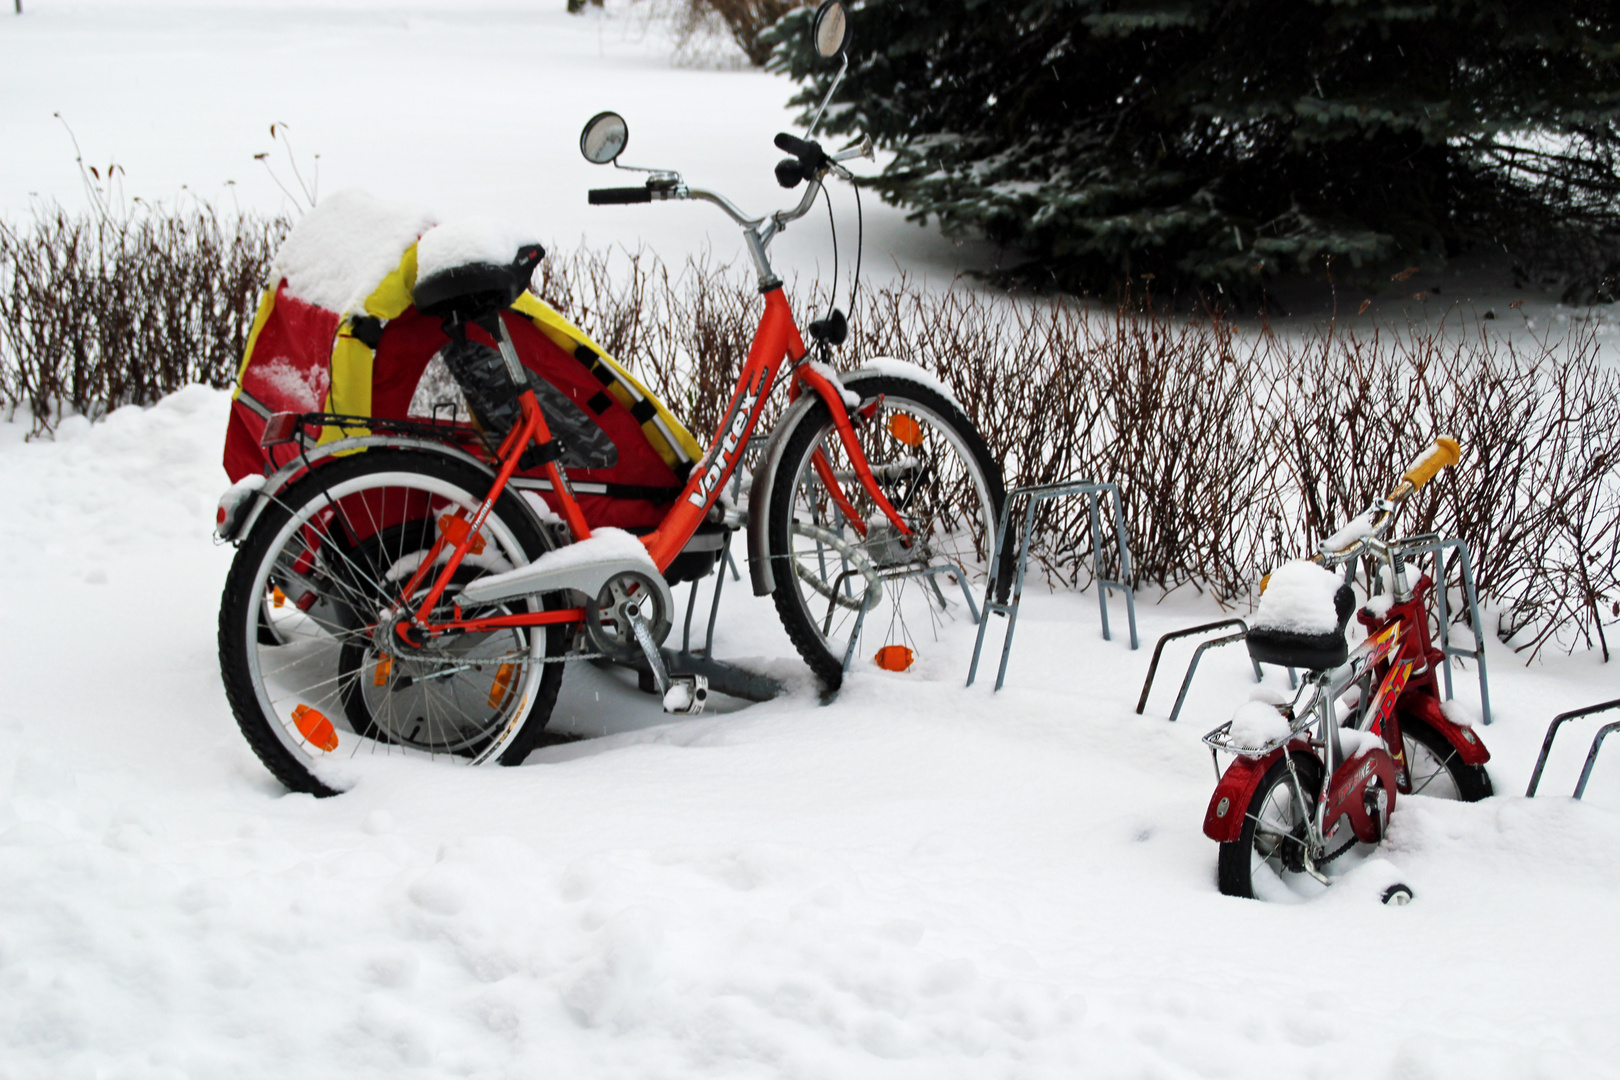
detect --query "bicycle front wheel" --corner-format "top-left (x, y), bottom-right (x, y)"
top-left (766, 374), bottom-right (1005, 690)
top-left (218, 450), bottom-right (567, 796)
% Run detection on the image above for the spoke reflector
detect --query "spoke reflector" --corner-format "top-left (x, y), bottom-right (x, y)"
top-left (373, 654), bottom-right (393, 687)
top-left (488, 663), bottom-right (516, 709)
top-left (271, 586), bottom-right (287, 608)
top-left (873, 645), bottom-right (915, 672)
top-left (291, 704), bottom-right (339, 752)
top-left (887, 413), bottom-right (924, 447)
top-left (438, 513), bottom-right (487, 556)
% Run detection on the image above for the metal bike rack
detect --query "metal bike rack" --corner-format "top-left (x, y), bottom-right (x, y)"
top-left (967, 479), bottom-right (1138, 691)
top-left (1526, 698), bottom-right (1620, 798)
top-left (1389, 535), bottom-right (1494, 726)
top-left (1134, 619), bottom-right (1300, 724)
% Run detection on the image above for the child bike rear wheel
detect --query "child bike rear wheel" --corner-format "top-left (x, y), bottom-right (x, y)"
top-left (218, 450), bottom-right (566, 796)
top-left (1218, 752), bottom-right (1327, 901)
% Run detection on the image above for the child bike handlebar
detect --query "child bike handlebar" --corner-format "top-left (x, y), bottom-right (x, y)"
top-left (1318, 436), bottom-right (1462, 558)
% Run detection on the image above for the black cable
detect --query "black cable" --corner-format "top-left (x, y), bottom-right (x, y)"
top-left (822, 181), bottom-right (838, 327)
top-left (850, 178), bottom-right (863, 330)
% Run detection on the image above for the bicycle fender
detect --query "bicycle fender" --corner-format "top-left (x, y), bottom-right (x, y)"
top-left (1402, 693), bottom-right (1491, 766)
top-left (1204, 750), bottom-right (1284, 842)
top-left (745, 366), bottom-right (903, 598)
top-left (226, 436), bottom-right (507, 544)
top-left (747, 390), bottom-right (823, 597)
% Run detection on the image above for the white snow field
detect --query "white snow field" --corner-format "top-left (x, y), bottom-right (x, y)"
top-left (4, 3), bottom-right (1620, 1078)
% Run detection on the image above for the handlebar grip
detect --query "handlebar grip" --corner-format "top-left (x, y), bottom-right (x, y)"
top-left (1402, 436), bottom-right (1461, 491)
top-left (774, 132), bottom-right (813, 156)
top-left (588, 186), bottom-right (653, 205)
top-left (774, 132), bottom-right (829, 169)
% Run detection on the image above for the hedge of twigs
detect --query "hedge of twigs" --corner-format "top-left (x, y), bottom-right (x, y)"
top-left (0, 203), bottom-right (283, 428)
top-left (2, 216), bottom-right (1614, 660)
top-left (543, 248), bottom-right (1620, 662)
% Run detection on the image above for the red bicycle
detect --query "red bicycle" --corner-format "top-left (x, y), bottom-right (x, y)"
top-left (1201, 438), bottom-right (1492, 900)
top-left (215, 2), bottom-right (1006, 796)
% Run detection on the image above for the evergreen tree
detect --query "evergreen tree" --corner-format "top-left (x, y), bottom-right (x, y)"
top-left (771, 1), bottom-right (1620, 299)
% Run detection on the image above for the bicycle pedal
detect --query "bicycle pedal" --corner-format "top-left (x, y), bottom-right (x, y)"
top-left (662, 675), bottom-right (709, 716)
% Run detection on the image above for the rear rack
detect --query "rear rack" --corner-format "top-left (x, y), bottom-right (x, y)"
top-left (261, 411), bottom-right (487, 451)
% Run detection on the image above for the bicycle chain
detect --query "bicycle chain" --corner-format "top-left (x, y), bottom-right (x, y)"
top-left (1316, 835), bottom-right (1361, 867)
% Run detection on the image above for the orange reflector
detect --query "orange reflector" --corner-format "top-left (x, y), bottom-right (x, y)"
top-left (438, 513), bottom-right (487, 556)
top-left (873, 645), bottom-right (915, 672)
top-left (291, 704), bottom-right (339, 752)
top-left (271, 586), bottom-right (286, 608)
top-left (373, 654), bottom-right (393, 687)
top-left (488, 663), bottom-right (516, 709)
top-left (887, 413), bottom-right (924, 447)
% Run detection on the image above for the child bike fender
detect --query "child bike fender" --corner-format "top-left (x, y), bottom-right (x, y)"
top-left (222, 435), bottom-right (505, 544)
top-left (1401, 693), bottom-right (1491, 766)
top-left (1203, 742), bottom-right (1312, 842)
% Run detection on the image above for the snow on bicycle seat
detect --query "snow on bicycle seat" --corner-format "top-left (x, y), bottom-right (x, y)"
top-left (412, 217), bottom-right (545, 322)
top-left (1245, 560), bottom-right (1356, 672)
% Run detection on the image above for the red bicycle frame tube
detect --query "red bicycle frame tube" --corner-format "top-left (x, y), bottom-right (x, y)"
top-left (794, 363), bottom-right (914, 544)
top-left (636, 287), bottom-right (912, 570)
top-left (396, 390), bottom-right (581, 634)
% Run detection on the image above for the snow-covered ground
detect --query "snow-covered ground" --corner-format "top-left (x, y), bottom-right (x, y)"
top-left (4, 385), bottom-right (1619, 1080)
top-left (0, 0), bottom-right (998, 289)
top-left (4, 3), bottom-right (1620, 1077)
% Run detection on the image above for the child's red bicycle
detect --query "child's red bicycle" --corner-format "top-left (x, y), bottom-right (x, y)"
top-left (1201, 438), bottom-right (1493, 900)
top-left (215, 2), bottom-right (1006, 796)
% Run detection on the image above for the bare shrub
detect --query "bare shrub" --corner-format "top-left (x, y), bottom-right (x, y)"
top-left (0, 202), bottom-right (284, 431)
top-left (2, 216), bottom-right (1612, 658)
top-left (694, 0), bottom-right (802, 65)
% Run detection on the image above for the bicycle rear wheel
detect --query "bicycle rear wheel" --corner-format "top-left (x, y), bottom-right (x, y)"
top-left (1218, 752), bottom-right (1327, 901)
top-left (766, 374), bottom-right (1005, 690)
top-left (218, 450), bottom-right (567, 796)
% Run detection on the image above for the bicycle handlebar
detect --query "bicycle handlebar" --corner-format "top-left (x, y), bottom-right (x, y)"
top-left (588, 186), bottom-right (654, 205)
top-left (1318, 436), bottom-right (1464, 559)
top-left (1397, 436), bottom-right (1461, 495)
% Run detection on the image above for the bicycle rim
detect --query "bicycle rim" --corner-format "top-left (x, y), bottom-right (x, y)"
top-left (235, 466), bottom-right (549, 784)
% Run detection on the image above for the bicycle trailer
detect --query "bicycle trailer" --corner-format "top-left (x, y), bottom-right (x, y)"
top-left (223, 190), bottom-right (719, 576)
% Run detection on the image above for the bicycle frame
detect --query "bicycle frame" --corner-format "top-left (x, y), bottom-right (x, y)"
top-left (376, 283), bottom-right (912, 647)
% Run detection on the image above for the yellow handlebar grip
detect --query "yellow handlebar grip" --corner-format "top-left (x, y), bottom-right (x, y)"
top-left (1403, 436), bottom-right (1461, 490)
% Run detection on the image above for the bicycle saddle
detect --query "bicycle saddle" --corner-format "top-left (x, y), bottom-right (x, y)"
top-left (413, 242), bottom-right (545, 324)
top-left (1245, 563), bottom-right (1356, 673)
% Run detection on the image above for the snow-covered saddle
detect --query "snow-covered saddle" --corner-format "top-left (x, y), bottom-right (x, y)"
top-left (412, 219), bottom-right (545, 323)
top-left (1245, 560), bottom-right (1356, 672)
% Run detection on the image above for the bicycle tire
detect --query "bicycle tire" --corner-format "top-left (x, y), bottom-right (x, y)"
top-left (218, 450), bottom-right (567, 796)
top-left (1218, 751), bottom-right (1326, 900)
top-left (1401, 714), bottom-right (1493, 801)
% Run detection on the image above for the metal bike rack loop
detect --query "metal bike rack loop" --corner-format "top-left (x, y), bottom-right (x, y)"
top-left (1526, 698), bottom-right (1620, 799)
top-left (967, 478), bottom-right (1138, 691)
top-left (1134, 619), bottom-right (1298, 724)
top-left (1390, 535), bottom-right (1494, 726)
